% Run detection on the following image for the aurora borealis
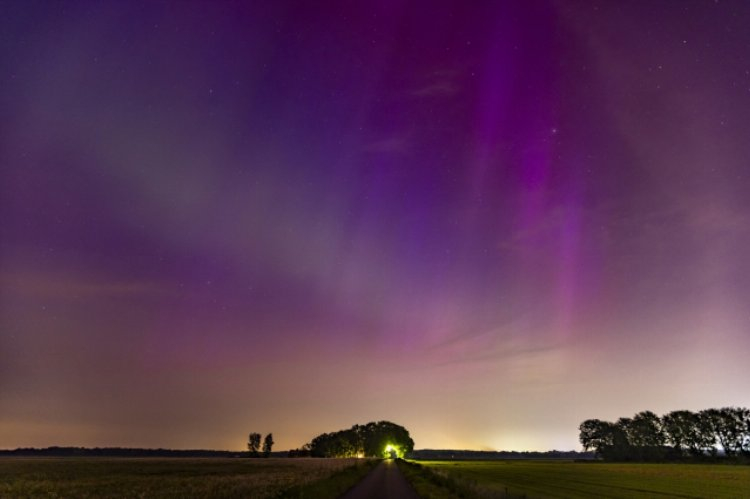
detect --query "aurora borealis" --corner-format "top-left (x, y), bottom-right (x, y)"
top-left (2, 1), bottom-right (750, 452)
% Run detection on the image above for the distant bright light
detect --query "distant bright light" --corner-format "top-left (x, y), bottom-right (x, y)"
top-left (384, 443), bottom-right (400, 458)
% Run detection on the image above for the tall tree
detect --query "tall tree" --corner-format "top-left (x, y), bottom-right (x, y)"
top-left (263, 433), bottom-right (274, 457)
top-left (630, 411), bottom-right (665, 447)
top-left (615, 417), bottom-right (633, 444)
top-left (700, 408), bottom-right (743, 456)
top-left (743, 409), bottom-right (750, 455)
top-left (579, 419), bottom-right (612, 455)
top-left (726, 407), bottom-right (750, 456)
top-left (622, 411), bottom-right (666, 460)
top-left (705, 407), bottom-right (749, 456)
top-left (690, 411), bottom-right (717, 456)
top-left (662, 410), bottom-right (694, 456)
top-left (248, 432), bottom-right (262, 457)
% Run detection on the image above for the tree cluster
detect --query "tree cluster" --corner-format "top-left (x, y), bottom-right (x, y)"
top-left (579, 407), bottom-right (750, 461)
top-left (247, 432), bottom-right (274, 457)
top-left (305, 421), bottom-right (414, 458)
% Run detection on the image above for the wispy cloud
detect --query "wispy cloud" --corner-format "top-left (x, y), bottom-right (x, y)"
top-left (422, 321), bottom-right (564, 368)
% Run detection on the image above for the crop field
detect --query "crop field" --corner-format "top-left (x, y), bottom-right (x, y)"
top-left (0, 457), bottom-right (373, 498)
top-left (414, 460), bottom-right (750, 498)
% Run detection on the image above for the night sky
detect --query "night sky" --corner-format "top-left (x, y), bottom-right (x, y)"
top-left (2, 1), bottom-right (750, 452)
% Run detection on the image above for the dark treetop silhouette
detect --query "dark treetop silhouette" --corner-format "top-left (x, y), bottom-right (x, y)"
top-left (580, 407), bottom-right (750, 461)
top-left (299, 421), bottom-right (414, 458)
top-left (262, 433), bottom-right (274, 457)
top-left (247, 433), bottom-right (262, 457)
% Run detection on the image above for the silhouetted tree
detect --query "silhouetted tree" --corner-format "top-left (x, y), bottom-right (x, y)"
top-left (725, 407), bottom-right (750, 456)
top-left (579, 419), bottom-right (612, 456)
top-left (262, 433), bottom-right (274, 457)
top-left (361, 421), bottom-right (414, 458)
top-left (604, 418), bottom-right (632, 461)
top-left (248, 432), bottom-right (261, 457)
top-left (627, 411), bottom-right (667, 460)
top-left (663, 410), bottom-right (697, 456)
top-left (689, 411), bottom-right (717, 456)
top-left (615, 417), bottom-right (633, 441)
top-left (307, 421), bottom-right (414, 458)
top-left (581, 406), bottom-right (750, 462)
top-left (630, 411), bottom-right (665, 447)
top-left (702, 407), bottom-right (749, 457)
top-left (701, 408), bottom-right (734, 456)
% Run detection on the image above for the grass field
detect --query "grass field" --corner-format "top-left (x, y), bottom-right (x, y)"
top-left (0, 457), bottom-right (376, 498)
top-left (411, 460), bottom-right (750, 498)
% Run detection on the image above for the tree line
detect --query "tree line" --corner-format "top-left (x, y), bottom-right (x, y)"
top-left (247, 432), bottom-right (274, 457)
top-left (411, 449), bottom-right (593, 460)
top-left (289, 421), bottom-right (414, 458)
top-left (579, 407), bottom-right (750, 461)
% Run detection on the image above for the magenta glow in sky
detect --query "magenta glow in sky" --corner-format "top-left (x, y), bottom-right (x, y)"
top-left (1, 1), bottom-right (750, 452)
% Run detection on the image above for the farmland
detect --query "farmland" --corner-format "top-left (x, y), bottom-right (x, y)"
top-left (0, 457), bottom-right (375, 498)
top-left (409, 460), bottom-right (750, 498)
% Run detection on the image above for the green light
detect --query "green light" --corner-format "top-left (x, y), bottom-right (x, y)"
top-left (383, 443), bottom-right (400, 458)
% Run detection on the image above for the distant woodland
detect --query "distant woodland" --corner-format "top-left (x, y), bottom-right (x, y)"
top-left (580, 407), bottom-right (750, 461)
top-left (409, 449), bottom-right (594, 460)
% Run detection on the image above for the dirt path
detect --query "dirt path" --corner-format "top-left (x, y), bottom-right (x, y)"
top-left (338, 459), bottom-right (420, 499)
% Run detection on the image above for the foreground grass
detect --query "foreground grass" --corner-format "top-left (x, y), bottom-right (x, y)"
top-left (280, 458), bottom-right (378, 498)
top-left (397, 459), bottom-right (480, 499)
top-left (0, 457), bottom-right (375, 498)
top-left (408, 460), bottom-right (750, 498)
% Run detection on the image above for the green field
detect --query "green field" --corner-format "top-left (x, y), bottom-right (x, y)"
top-left (411, 460), bottom-right (750, 498)
top-left (0, 457), bottom-right (375, 498)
